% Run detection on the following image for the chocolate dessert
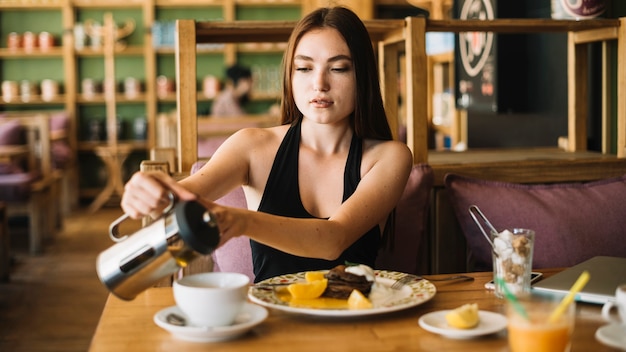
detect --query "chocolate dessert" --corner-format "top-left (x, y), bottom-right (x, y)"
top-left (323, 265), bottom-right (373, 299)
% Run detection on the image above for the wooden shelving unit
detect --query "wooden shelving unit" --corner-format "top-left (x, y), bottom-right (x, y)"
top-left (0, 0), bottom-right (305, 203)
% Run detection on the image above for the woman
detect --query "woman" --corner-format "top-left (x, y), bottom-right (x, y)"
top-left (211, 64), bottom-right (253, 117)
top-left (121, 6), bottom-right (413, 282)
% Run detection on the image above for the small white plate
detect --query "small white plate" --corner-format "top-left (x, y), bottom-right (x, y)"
top-left (418, 310), bottom-right (507, 339)
top-left (153, 302), bottom-right (268, 343)
top-left (595, 324), bottom-right (626, 350)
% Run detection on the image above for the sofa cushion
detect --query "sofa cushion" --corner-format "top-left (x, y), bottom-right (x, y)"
top-left (445, 173), bottom-right (626, 271)
top-left (189, 160), bottom-right (254, 282)
top-left (0, 119), bottom-right (25, 146)
top-left (198, 136), bottom-right (229, 158)
top-left (0, 172), bottom-right (38, 201)
top-left (49, 111), bottom-right (73, 169)
top-left (210, 187), bottom-right (253, 282)
top-left (0, 119), bottom-right (26, 174)
top-left (376, 163), bottom-right (434, 275)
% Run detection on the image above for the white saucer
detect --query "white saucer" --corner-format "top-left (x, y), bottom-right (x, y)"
top-left (595, 324), bottom-right (626, 350)
top-left (418, 310), bottom-right (507, 339)
top-left (153, 302), bottom-right (268, 343)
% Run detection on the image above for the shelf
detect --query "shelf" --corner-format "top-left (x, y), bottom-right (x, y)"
top-left (155, 92), bottom-right (279, 103)
top-left (0, 47), bottom-right (63, 58)
top-left (0, 2), bottom-right (64, 10)
top-left (426, 18), bottom-right (621, 33)
top-left (0, 95), bottom-right (67, 105)
top-left (392, 16), bottom-right (626, 163)
top-left (192, 19), bottom-right (405, 43)
top-left (237, 42), bottom-right (288, 53)
top-left (235, 0), bottom-right (301, 6)
top-left (155, 46), bottom-right (225, 55)
top-left (154, 0), bottom-right (225, 7)
top-left (428, 148), bottom-right (626, 186)
top-left (72, 0), bottom-right (145, 9)
top-left (75, 45), bottom-right (145, 57)
top-left (76, 93), bottom-right (148, 104)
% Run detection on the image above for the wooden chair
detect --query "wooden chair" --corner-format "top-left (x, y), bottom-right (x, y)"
top-left (2, 111), bottom-right (76, 227)
top-left (173, 18), bottom-right (424, 174)
top-left (0, 113), bottom-right (55, 254)
top-left (167, 19), bottom-right (436, 280)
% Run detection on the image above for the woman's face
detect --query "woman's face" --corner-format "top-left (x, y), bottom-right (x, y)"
top-left (291, 28), bottom-right (356, 125)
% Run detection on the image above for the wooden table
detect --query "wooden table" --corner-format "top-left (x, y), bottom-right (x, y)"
top-left (89, 270), bottom-right (619, 352)
top-left (87, 143), bottom-right (146, 213)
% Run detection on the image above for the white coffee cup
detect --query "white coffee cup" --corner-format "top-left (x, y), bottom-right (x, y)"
top-left (602, 284), bottom-right (626, 325)
top-left (173, 272), bottom-right (249, 327)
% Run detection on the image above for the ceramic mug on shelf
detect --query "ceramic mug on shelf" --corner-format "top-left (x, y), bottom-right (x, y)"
top-left (156, 75), bottom-right (174, 98)
top-left (82, 78), bottom-right (100, 99)
top-left (41, 79), bottom-right (59, 102)
top-left (124, 77), bottom-right (141, 99)
top-left (38, 32), bottom-right (55, 50)
top-left (7, 32), bottom-right (22, 50)
top-left (20, 80), bottom-right (37, 102)
top-left (602, 284), bottom-right (626, 325)
top-left (23, 31), bottom-right (38, 51)
top-left (1, 81), bottom-right (18, 102)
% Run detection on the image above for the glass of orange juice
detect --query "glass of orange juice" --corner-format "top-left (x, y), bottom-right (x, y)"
top-left (507, 296), bottom-right (576, 352)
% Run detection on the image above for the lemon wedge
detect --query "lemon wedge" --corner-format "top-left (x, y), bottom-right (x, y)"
top-left (445, 303), bottom-right (479, 329)
top-left (287, 279), bottom-right (328, 299)
top-left (305, 271), bottom-right (326, 283)
top-left (347, 289), bottom-right (373, 309)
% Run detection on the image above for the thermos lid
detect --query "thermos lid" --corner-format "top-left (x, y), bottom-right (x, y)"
top-left (175, 201), bottom-right (220, 255)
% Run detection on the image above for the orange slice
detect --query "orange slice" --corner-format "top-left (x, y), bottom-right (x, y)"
top-left (445, 303), bottom-right (479, 329)
top-left (287, 279), bottom-right (328, 299)
top-left (305, 271), bottom-right (326, 283)
top-left (347, 289), bottom-right (373, 309)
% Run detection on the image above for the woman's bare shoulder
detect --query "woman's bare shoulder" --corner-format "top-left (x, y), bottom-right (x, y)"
top-left (365, 138), bottom-right (412, 159)
top-left (362, 139), bottom-right (413, 173)
top-left (220, 124), bottom-right (289, 153)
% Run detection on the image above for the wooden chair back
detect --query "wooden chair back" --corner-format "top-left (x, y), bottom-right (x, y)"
top-left (173, 18), bottom-right (428, 174)
top-left (0, 113), bottom-right (55, 254)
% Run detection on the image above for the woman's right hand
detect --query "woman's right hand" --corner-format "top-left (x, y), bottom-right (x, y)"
top-left (121, 171), bottom-right (197, 219)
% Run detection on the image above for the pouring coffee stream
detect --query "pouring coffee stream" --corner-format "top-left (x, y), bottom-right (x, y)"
top-left (468, 205), bottom-right (500, 258)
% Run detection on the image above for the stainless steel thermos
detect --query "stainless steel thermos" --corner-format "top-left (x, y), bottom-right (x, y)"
top-left (96, 200), bottom-right (220, 300)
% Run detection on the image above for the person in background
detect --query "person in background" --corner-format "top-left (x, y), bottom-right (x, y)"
top-left (120, 6), bottom-right (413, 283)
top-left (211, 64), bottom-right (253, 117)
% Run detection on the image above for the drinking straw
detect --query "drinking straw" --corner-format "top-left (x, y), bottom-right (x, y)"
top-left (495, 277), bottom-right (529, 321)
top-left (548, 270), bottom-right (590, 323)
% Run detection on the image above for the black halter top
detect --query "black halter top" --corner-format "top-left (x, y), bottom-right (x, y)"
top-left (251, 120), bottom-right (380, 282)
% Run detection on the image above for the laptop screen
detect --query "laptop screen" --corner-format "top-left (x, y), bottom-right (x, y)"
top-left (532, 256), bottom-right (626, 304)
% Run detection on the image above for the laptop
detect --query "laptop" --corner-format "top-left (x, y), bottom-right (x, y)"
top-left (532, 256), bottom-right (626, 304)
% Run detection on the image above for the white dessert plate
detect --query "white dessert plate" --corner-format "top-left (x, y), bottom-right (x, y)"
top-left (248, 270), bottom-right (436, 317)
top-left (153, 302), bottom-right (268, 343)
top-left (595, 323), bottom-right (626, 350)
top-left (418, 310), bottom-right (507, 339)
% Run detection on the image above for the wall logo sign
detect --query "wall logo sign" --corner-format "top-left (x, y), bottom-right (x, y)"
top-left (553, 0), bottom-right (606, 20)
top-left (458, 0), bottom-right (494, 78)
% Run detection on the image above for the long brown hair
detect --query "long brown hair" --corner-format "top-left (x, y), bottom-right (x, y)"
top-left (280, 6), bottom-right (393, 141)
top-left (280, 6), bottom-right (398, 249)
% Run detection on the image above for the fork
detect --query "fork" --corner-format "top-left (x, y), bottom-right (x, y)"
top-left (390, 274), bottom-right (474, 290)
